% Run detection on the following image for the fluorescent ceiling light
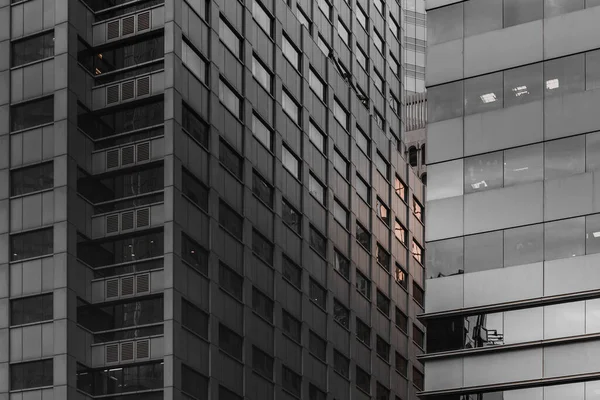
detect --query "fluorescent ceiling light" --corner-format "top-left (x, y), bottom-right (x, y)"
top-left (512, 85), bottom-right (529, 97)
top-left (513, 167), bottom-right (529, 172)
top-left (480, 93), bottom-right (497, 103)
top-left (471, 181), bottom-right (488, 190)
top-left (593, 231), bottom-right (600, 238)
top-left (546, 79), bottom-right (559, 90)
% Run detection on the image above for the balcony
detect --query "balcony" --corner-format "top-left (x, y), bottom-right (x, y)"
top-left (91, 69), bottom-right (164, 110)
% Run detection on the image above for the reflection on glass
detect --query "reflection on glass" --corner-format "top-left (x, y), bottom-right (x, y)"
top-left (428, 81), bottom-right (463, 123)
top-left (586, 132), bottom-right (600, 172)
top-left (428, 2), bottom-right (463, 46)
top-left (504, 63), bottom-right (543, 107)
top-left (586, 50), bottom-right (600, 91)
top-left (464, 231), bottom-right (503, 273)
top-left (426, 237), bottom-right (464, 279)
top-left (544, 54), bottom-right (585, 97)
top-left (544, 217), bottom-right (585, 261)
top-left (464, 0), bottom-right (502, 37)
top-left (503, 0), bottom-right (543, 28)
top-left (503, 224), bottom-right (543, 267)
top-left (464, 72), bottom-right (504, 115)
top-left (586, 214), bottom-right (600, 255)
top-left (545, 136), bottom-right (585, 180)
top-left (464, 151), bottom-right (503, 193)
top-left (504, 144), bottom-right (544, 187)
top-left (544, 302), bottom-right (585, 340)
top-left (544, 0), bottom-right (584, 18)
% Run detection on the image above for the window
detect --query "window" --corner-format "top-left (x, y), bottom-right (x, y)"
top-left (464, 72), bottom-right (503, 116)
top-left (219, 201), bottom-right (243, 240)
top-left (396, 352), bottom-right (408, 376)
top-left (182, 233), bottom-right (209, 275)
top-left (394, 220), bottom-right (406, 244)
top-left (309, 331), bottom-right (327, 361)
top-left (545, 217), bottom-right (585, 261)
top-left (338, 19), bottom-right (350, 46)
top-left (333, 299), bottom-right (350, 328)
top-left (282, 35), bottom-right (300, 70)
top-left (374, 109), bottom-right (384, 130)
top-left (309, 121), bottom-right (326, 152)
top-left (253, 346), bottom-right (274, 378)
top-left (395, 264), bottom-right (408, 289)
top-left (282, 199), bottom-right (302, 234)
top-left (374, 70), bottom-right (384, 93)
top-left (282, 90), bottom-right (300, 124)
top-left (317, 0), bottom-right (331, 18)
top-left (11, 162), bottom-right (53, 197)
top-left (182, 365), bottom-right (208, 399)
top-left (219, 324), bottom-right (243, 360)
top-left (357, 5), bottom-right (368, 29)
top-left (374, 0), bottom-right (384, 14)
top-left (376, 244), bottom-right (390, 271)
top-left (356, 367), bottom-right (371, 393)
top-left (356, 45), bottom-right (368, 70)
top-left (309, 174), bottom-right (326, 204)
top-left (376, 336), bottom-right (390, 362)
top-left (376, 198), bottom-right (389, 224)
top-left (356, 318), bottom-right (371, 345)
top-left (182, 38), bottom-right (207, 83)
top-left (428, 2), bottom-right (463, 45)
top-left (413, 325), bottom-right (425, 348)
top-left (545, 135), bottom-right (585, 180)
top-left (220, 386), bottom-right (242, 400)
top-left (356, 222), bottom-right (370, 250)
top-left (220, 140), bottom-right (243, 179)
top-left (282, 310), bottom-right (302, 342)
top-left (282, 366), bottom-right (301, 397)
top-left (357, 128), bottom-right (370, 156)
top-left (282, 146), bottom-right (301, 179)
top-left (504, 0), bottom-right (542, 28)
top-left (428, 81), bottom-right (463, 123)
top-left (390, 91), bottom-right (400, 114)
top-left (12, 31), bottom-right (55, 67)
top-left (253, 55), bottom-right (273, 93)
top-left (413, 198), bottom-right (423, 222)
top-left (356, 175), bottom-right (370, 204)
top-left (413, 367), bottom-right (424, 390)
top-left (464, 0), bottom-right (502, 37)
top-left (182, 168), bottom-right (209, 211)
top-left (333, 350), bottom-right (349, 378)
top-left (219, 79), bottom-right (241, 118)
top-left (377, 383), bottom-right (390, 400)
top-left (544, 54), bottom-right (585, 98)
top-left (253, 230), bottom-right (274, 265)
top-left (219, 262), bottom-right (243, 300)
top-left (333, 200), bottom-right (349, 228)
top-left (252, 287), bottom-right (274, 322)
top-left (334, 250), bottom-right (350, 279)
top-left (252, 113), bottom-right (272, 150)
top-left (182, 299), bottom-right (208, 339)
top-left (317, 35), bottom-right (330, 55)
top-left (11, 359), bottom-right (53, 390)
top-left (182, 102), bottom-right (209, 147)
top-left (333, 149), bottom-right (349, 179)
top-left (412, 240), bottom-right (423, 264)
top-left (504, 63), bottom-right (543, 107)
top-left (334, 99), bottom-right (349, 129)
top-left (309, 384), bottom-right (327, 400)
top-left (253, 0), bottom-right (272, 36)
top-left (253, 171), bottom-right (273, 207)
top-left (389, 15), bottom-right (400, 38)
top-left (356, 271), bottom-right (371, 298)
top-left (413, 282), bottom-right (424, 306)
top-left (309, 226), bottom-right (327, 258)
top-left (297, 7), bottom-right (312, 31)
top-left (377, 290), bottom-right (390, 316)
top-left (11, 96), bottom-right (54, 132)
top-left (309, 279), bottom-right (327, 309)
top-left (586, 49), bottom-right (600, 91)
top-left (309, 68), bottom-right (326, 101)
top-left (389, 54), bottom-right (400, 76)
top-left (11, 293), bottom-right (53, 326)
top-left (282, 255), bottom-right (302, 288)
top-left (373, 29), bottom-right (384, 54)
top-left (11, 227), bottom-right (53, 261)
top-left (396, 307), bottom-right (408, 332)
top-left (219, 18), bottom-right (241, 57)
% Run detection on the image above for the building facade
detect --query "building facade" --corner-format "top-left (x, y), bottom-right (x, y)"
top-left (402, 0), bottom-right (425, 96)
top-left (423, 0), bottom-right (600, 399)
top-left (0, 0), bottom-right (426, 399)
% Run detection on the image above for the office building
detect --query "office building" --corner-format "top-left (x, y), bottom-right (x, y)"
top-left (403, 0), bottom-right (426, 96)
top-left (0, 0), bottom-right (426, 398)
top-left (423, 0), bottom-right (600, 399)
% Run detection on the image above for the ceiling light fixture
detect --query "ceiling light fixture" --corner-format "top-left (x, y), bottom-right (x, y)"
top-left (480, 93), bottom-right (497, 103)
top-left (546, 79), bottom-right (559, 90)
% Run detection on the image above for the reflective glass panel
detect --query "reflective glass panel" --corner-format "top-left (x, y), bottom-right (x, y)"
top-left (503, 223), bottom-right (544, 267)
top-left (586, 214), bottom-right (600, 255)
top-left (426, 237), bottom-right (464, 279)
top-left (429, 81), bottom-right (463, 123)
top-left (544, 217), bottom-right (585, 261)
top-left (464, 0), bottom-right (502, 37)
top-left (545, 135), bottom-right (585, 180)
top-left (504, 63), bottom-right (543, 107)
top-left (464, 231), bottom-right (503, 273)
top-left (428, 3), bottom-right (463, 45)
top-left (503, 144), bottom-right (544, 187)
top-left (544, 0), bottom-right (584, 18)
top-left (586, 131), bottom-right (600, 172)
top-left (586, 49), bottom-right (600, 90)
top-left (504, 0), bottom-right (543, 28)
top-left (464, 72), bottom-right (504, 115)
top-left (464, 151), bottom-right (503, 194)
top-left (544, 53), bottom-right (585, 97)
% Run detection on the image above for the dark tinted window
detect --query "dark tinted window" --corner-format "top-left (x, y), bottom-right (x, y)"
top-left (413, 367), bottom-right (424, 390)
top-left (219, 386), bottom-right (242, 400)
top-left (282, 366), bottom-right (301, 397)
top-left (77, 296), bottom-right (163, 332)
top-left (182, 103), bottom-right (209, 147)
top-left (219, 201), bottom-right (243, 240)
top-left (182, 168), bottom-right (208, 211)
top-left (333, 299), bottom-right (350, 328)
top-left (356, 367), bottom-right (371, 393)
top-left (282, 256), bottom-right (302, 288)
top-left (395, 307), bottom-right (408, 332)
top-left (11, 227), bottom-right (53, 261)
top-left (219, 140), bottom-right (243, 179)
top-left (356, 223), bottom-right (371, 250)
top-left (395, 352), bottom-right (408, 376)
top-left (413, 282), bottom-right (425, 306)
top-left (376, 336), bottom-right (390, 362)
top-left (252, 171), bottom-right (273, 207)
top-left (11, 293), bottom-right (53, 326)
top-left (309, 226), bottom-right (326, 258)
top-left (12, 31), bottom-right (54, 67)
top-left (182, 299), bottom-right (208, 339)
top-left (182, 364), bottom-right (208, 399)
top-left (356, 318), bottom-right (371, 346)
top-left (395, 263), bottom-right (408, 288)
top-left (77, 230), bottom-right (163, 268)
top-left (333, 350), bottom-right (349, 378)
top-left (309, 279), bottom-right (326, 309)
top-left (376, 382), bottom-right (390, 400)
top-left (413, 325), bottom-right (425, 348)
top-left (282, 199), bottom-right (301, 234)
top-left (309, 330), bottom-right (327, 361)
top-left (181, 233), bottom-right (208, 275)
top-left (11, 359), bottom-right (53, 390)
top-left (377, 290), bottom-right (390, 316)
top-left (11, 162), bottom-right (54, 196)
top-left (77, 362), bottom-right (163, 396)
top-left (219, 262), bottom-right (243, 300)
top-left (376, 244), bottom-right (390, 271)
top-left (11, 96), bottom-right (54, 132)
top-left (334, 250), bottom-right (350, 279)
top-left (252, 287), bottom-right (273, 322)
top-left (252, 230), bottom-right (273, 265)
top-left (282, 310), bottom-right (301, 342)
top-left (219, 324), bottom-right (243, 360)
top-left (309, 384), bottom-right (327, 400)
top-left (252, 346), bottom-right (274, 379)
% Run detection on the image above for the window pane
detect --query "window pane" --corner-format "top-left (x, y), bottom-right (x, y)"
top-left (357, 46), bottom-right (367, 70)
top-left (182, 39), bottom-right (206, 83)
top-left (333, 100), bottom-right (348, 129)
top-left (377, 290), bottom-right (390, 315)
top-left (252, 287), bottom-right (274, 322)
top-left (333, 149), bottom-right (348, 178)
top-left (309, 279), bottom-right (326, 308)
top-left (12, 31), bottom-right (55, 67)
top-left (546, 0), bottom-right (584, 16)
top-left (428, 3), bottom-right (463, 45)
top-left (545, 135), bottom-right (585, 180)
top-left (282, 90), bottom-right (299, 123)
top-left (586, 49), bottom-right (600, 91)
top-left (394, 220), bottom-right (406, 243)
top-left (465, 231), bottom-right (503, 273)
top-left (297, 7), bottom-right (311, 31)
top-left (282, 199), bottom-right (301, 234)
top-left (253, 346), bottom-right (274, 378)
top-left (219, 141), bottom-right (243, 179)
top-left (252, 171), bottom-right (273, 207)
top-left (396, 307), bottom-right (408, 331)
top-left (504, 0), bottom-right (543, 27)
top-left (333, 299), bottom-right (349, 328)
top-left (356, 175), bottom-right (370, 203)
top-left (395, 263), bottom-right (408, 288)
top-left (182, 168), bottom-right (209, 211)
top-left (282, 310), bottom-right (302, 341)
top-left (464, 72), bottom-right (503, 115)
top-left (373, 30), bottom-right (384, 53)
top-left (586, 214), bottom-right (600, 255)
top-left (11, 227), bottom-right (53, 261)
top-left (282, 146), bottom-right (300, 178)
top-left (310, 384), bottom-right (327, 400)
top-left (219, 263), bottom-right (243, 300)
top-left (428, 81), bottom-right (463, 123)
top-left (333, 350), bottom-right (349, 378)
top-left (357, 128), bottom-right (370, 156)
top-left (426, 237), bottom-right (464, 279)
top-left (504, 224), bottom-right (544, 267)
top-left (182, 102), bottom-right (209, 147)
top-left (282, 256), bottom-right (302, 288)
top-left (317, 0), bottom-right (331, 18)
top-left (357, 318), bottom-right (371, 344)
top-left (11, 293), bottom-right (53, 326)
top-left (309, 121), bottom-right (325, 152)
top-left (504, 144), bottom-right (544, 187)
top-left (309, 174), bottom-right (325, 204)
top-left (219, 324), bottom-right (243, 359)
top-left (11, 96), bottom-right (54, 132)
top-left (219, 80), bottom-right (240, 117)
top-left (309, 69), bottom-right (325, 101)
top-left (11, 162), bottom-right (54, 196)
top-left (11, 359), bottom-right (53, 390)
top-left (544, 54), bottom-right (585, 97)
top-left (504, 63), bottom-right (543, 107)
top-left (219, 19), bottom-right (240, 57)
top-left (356, 272), bottom-right (371, 298)
top-left (464, 151), bottom-right (503, 194)
top-left (252, 55), bottom-right (272, 93)
top-left (356, 367), bottom-right (371, 393)
top-left (356, 223), bottom-right (370, 249)
top-left (252, 114), bottom-right (272, 150)
top-left (182, 233), bottom-right (209, 275)
top-left (545, 217), bottom-right (585, 261)
top-left (309, 226), bottom-right (327, 257)
top-left (252, 230), bottom-right (273, 264)
top-left (376, 336), bottom-right (389, 361)
top-left (334, 250), bottom-right (350, 279)
top-left (282, 366), bottom-right (301, 397)
top-left (182, 299), bottom-right (209, 338)
top-left (317, 35), bottom-right (330, 55)
top-left (587, 132), bottom-right (600, 172)
top-left (283, 35), bottom-right (299, 69)
top-left (357, 6), bottom-right (367, 29)
top-left (253, 0), bottom-right (272, 36)
top-left (338, 19), bottom-right (350, 45)
top-left (333, 200), bottom-right (348, 228)
top-left (464, 0), bottom-right (502, 37)
top-left (375, 152), bottom-right (389, 179)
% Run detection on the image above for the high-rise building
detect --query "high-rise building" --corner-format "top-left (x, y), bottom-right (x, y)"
top-left (423, 1), bottom-right (600, 399)
top-left (403, 0), bottom-right (426, 96)
top-left (0, 0), bottom-right (426, 398)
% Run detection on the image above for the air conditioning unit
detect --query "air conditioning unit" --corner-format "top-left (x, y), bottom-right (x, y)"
top-left (105, 273), bottom-right (151, 300)
top-left (105, 207), bottom-right (151, 236)
top-left (105, 75), bottom-right (152, 106)
top-left (105, 339), bottom-right (151, 364)
top-left (105, 141), bottom-right (152, 171)
top-left (105, 10), bottom-right (152, 42)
